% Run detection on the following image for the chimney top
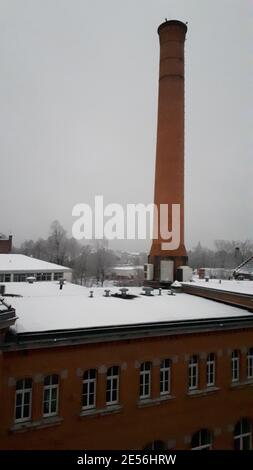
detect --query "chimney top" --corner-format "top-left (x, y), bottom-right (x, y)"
top-left (158, 19), bottom-right (188, 35)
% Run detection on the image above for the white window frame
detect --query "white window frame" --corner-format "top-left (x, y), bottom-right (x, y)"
top-left (43, 375), bottom-right (59, 417)
top-left (234, 419), bottom-right (252, 450)
top-left (15, 378), bottom-right (32, 423)
top-left (188, 355), bottom-right (198, 390)
top-left (82, 369), bottom-right (97, 410)
top-left (106, 366), bottom-right (119, 405)
top-left (160, 359), bottom-right (171, 396)
top-left (191, 429), bottom-right (212, 450)
top-left (140, 362), bottom-right (152, 399)
top-left (206, 353), bottom-right (215, 387)
top-left (247, 348), bottom-right (253, 380)
top-left (232, 350), bottom-right (240, 383)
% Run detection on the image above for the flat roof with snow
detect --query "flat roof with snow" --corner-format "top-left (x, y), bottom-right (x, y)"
top-left (3, 281), bottom-right (252, 336)
top-left (0, 254), bottom-right (71, 273)
top-left (183, 279), bottom-right (253, 296)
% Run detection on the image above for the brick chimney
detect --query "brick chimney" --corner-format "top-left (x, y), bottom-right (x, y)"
top-left (148, 20), bottom-right (188, 284)
top-left (0, 235), bottom-right (12, 254)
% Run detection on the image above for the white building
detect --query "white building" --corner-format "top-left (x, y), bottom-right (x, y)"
top-left (0, 254), bottom-right (72, 283)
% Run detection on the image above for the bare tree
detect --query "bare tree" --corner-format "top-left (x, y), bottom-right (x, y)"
top-left (47, 220), bottom-right (67, 265)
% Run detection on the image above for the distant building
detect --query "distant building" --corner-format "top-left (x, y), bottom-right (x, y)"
top-left (107, 265), bottom-right (144, 285)
top-left (197, 267), bottom-right (234, 280)
top-left (0, 235), bottom-right (12, 254)
top-left (0, 254), bottom-right (72, 282)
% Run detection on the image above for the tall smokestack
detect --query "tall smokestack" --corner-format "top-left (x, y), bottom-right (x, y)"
top-left (148, 20), bottom-right (188, 284)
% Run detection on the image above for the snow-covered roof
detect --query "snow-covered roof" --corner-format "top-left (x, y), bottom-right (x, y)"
top-left (0, 254), bottom-right (71, 273)
top-left (112, 266), bottom-right (143, 271)
top-left (3, 281), bottom-right (251, 334)
top-left (183, 279), bottom-right (253, 296)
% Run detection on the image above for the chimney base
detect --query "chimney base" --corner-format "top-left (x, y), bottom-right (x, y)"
top-left (145, 254), bottom-right (188, 287)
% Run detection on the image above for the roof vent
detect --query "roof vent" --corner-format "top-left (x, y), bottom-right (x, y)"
top-left (170, 280), bottom-right (182, 293)
top-left (111, 288), bottom-right (138, 300)
top-left (142, 287), bottom-right (154, 296)
top-left (119, 287), bottom-right (129, 297)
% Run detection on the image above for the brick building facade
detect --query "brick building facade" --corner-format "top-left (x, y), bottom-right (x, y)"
top-left (0, 283), bottom-right (253, 450)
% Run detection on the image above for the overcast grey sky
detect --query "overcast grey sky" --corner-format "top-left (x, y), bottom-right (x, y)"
top-left (0, 0), bottom-right (252, 251)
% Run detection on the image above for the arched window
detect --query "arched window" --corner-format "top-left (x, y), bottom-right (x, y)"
top-left (188, 355), bottom-right (198, 390)
top-left (160, 359), bottom-right (171, 395)
top-left (140, 362), bottom-right (152, 399)
top-left (106, 366), bottom-right (119, 405)
top-left (247, 348), bottom-right (253, 379)
top-left (231, 349), bottom-right (240, 382)
top-left (206, 353), bottom-right (215, 387)
top-left (82, 369), bottom-right (96, 409)
top-left (15, 378), bottom-right (33, 423)
top-left (43, 374), bottom-right (59, 417)
top-left (191, 429), bottom-right (212, 450)
top-left (234, 418), bottom-right (252, 450)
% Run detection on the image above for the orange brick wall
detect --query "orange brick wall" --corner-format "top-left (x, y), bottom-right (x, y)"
top-left (1, 328), bottom-right (253, 450)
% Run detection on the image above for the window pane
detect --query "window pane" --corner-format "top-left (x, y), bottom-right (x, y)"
top-left (234, 437), bottom-right (240, 450)
top-left (242, 418), bottom-right (251, 434)
top-left (16, 379), bottom-right (24, 390)
top-left (89, 393), bottom-right (93, 406)
top-left (242, 435), bottom-right (251, 450)
top-left (44, 389), bottom-right (50, 402)
top-left (16, 393), bottom-right (22, 406)
top-left (82, 394), bottom-right (88, 407)
top-left (24, 392), bottom-right (30, 405)
top-left (15, 406), bottom-right (22, 420)
top-left (44, 376), bottom-right (51, 386)
top-left (23, 405), bottom-right (30, 418)
top-left (52, 375), bottom-right (58, 385)
top-left (90, 369), bottom-right (96, 379)
top-left (43, 401), bottom-right (49, 415)
top-left (51, 400), bottom-right (57, 413)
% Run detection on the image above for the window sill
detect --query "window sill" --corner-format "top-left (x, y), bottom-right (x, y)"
top-left (80, 404), bottom-right (122, 418)
top-left (137, 395), bottom-right (175, 408)
top-left (10, 416), bottom-right (63, 433)
top-left (187, 386), bottom-right (220, 397)
top-left (230, 379), bottom-right (253, 390)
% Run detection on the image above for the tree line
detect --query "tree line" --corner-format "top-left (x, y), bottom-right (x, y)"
top-left (13, 220), bottom-right (253, 283)
top-left (13, 221), bottom-right (147, 285)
